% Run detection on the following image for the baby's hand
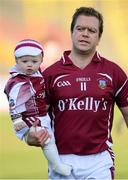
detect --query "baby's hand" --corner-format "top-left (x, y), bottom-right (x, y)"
top-left (13, 118), bottom-right (28, 131)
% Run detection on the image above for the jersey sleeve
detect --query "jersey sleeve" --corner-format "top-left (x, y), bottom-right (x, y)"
top-left (6, 81), bottom-right (34, 119)
top-left (114, 66), bottom-right (128, 107)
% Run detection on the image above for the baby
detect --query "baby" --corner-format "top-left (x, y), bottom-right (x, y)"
top-left (4, 39), bottom-right (72, 176)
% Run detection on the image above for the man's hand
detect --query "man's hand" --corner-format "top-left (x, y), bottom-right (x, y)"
top-left (25, 120), bottom-right (50, 147)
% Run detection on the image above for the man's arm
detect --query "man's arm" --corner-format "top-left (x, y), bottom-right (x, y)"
top-left (119, 106), bottom-right (128, 128)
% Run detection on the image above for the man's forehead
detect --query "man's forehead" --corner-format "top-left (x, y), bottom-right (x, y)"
top-left (75, 15), bottom-right (99, 26)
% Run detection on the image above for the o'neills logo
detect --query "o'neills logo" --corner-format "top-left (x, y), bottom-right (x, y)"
top-left (58, 97), bottom-right (108, 112)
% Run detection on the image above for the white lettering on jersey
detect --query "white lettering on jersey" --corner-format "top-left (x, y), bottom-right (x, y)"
top-left (36, 92), bottom-right (45, 98)
top-left (58, 100), bottom-right (66, 111)
top-left (94, 100), bottom-right (100, 112)
top-left (52, 74), bottom-right (70, 87)
top-left (57, 81), bottom-right (71, 87)
top-left (80, 82), bottom-right (86, 91)
top-left (102, 98), bottom-right (107, 110)
top-left (58, 97), bottom-right (108, 112)
top-left (68, 98), bottom-right (77, 110)
top-left (76, 77), bottom-right (91, 82)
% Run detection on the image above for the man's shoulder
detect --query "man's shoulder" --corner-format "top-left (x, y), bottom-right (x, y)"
top-left (100, 55), bottom-right (123, 70)
top-left (99, 55), bottom-right (127, 79)
top-left (43, 60), bottom-right (62, 75)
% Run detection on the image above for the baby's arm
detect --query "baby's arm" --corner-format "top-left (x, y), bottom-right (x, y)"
top-left (12, 117), bottom-right (29, 140)
top-left (13, 117), bottom-right (28, 131)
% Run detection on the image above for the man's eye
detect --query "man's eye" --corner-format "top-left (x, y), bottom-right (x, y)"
top-left (88, 28), bottom-right (97, 33)
top-left (22, 61), bottom-right (27, 63)
top-left (77, 27), bottom-right (83, 31)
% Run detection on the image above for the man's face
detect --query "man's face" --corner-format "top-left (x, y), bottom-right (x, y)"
top-left (71, 15), bottom-right (100, 54)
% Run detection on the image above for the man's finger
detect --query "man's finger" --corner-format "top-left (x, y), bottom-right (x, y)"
top-left (32, 120), bottom-right (39, 127)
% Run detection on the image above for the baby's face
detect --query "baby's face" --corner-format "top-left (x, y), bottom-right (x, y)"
top-left (16, 54), bottom-right (43, 75)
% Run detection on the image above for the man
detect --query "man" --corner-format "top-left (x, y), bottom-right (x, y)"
top-left (26, 7), bottom-right (128, 179)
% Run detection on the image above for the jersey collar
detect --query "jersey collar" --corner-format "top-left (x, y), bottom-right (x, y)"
top-left (61, 50), bottom-right (101, 65)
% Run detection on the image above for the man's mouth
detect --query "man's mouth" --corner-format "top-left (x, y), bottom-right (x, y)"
top-left (79, 40), bottom-right (90, 44)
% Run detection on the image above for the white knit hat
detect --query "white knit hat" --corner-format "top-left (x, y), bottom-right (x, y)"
top-left (14, 39), bottom-right (44, 58)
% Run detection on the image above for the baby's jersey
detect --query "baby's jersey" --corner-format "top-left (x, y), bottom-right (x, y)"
top-left (4, 66), bottom-right (46, 127)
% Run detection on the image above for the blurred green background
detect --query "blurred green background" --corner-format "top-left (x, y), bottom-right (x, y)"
top-left (0, 0), bottom-right (128, 179)
top-left (0, 108), bottom-right (128, 179)
top-left (0, 113), bottom-right (48, 179)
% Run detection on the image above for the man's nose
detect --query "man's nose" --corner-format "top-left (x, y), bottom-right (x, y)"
top-left (82, 29), bottom-right (89, 36)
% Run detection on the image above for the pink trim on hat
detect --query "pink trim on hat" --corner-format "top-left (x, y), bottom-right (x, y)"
top-left (14, 39), bottom-right (44, 57)
top-left (15, 43), bottom-right (43, 51)
top-left (20, 39), bottom-right (39, 42)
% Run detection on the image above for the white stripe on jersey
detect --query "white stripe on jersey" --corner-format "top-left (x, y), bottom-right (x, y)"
top-left (96, 52), bottom-right (101, 60)
top-left (115, 78), bottom-right (128, 97)
top-left (52, 74), bottom-right (70, 87)
top-left (29, 81), bottom-right (36, 94)
top-left (62, 54), bottom-right (65, 64)
top-left (106, 140), bottom-right (113, 148)
top-left (9, 82), bottom-right (25, 101)
top-left (98, 73), bottom-right (112, 82)
top-left (107, 106), bottom-right (111, 139)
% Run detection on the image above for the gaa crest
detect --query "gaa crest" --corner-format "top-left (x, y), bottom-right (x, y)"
top-left (98, 79), bottom-right (107, 89)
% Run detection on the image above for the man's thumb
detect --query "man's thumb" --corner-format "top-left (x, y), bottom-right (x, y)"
top-left (32, 120), bottom-right (39, 127)
top-left (29, 120), bottom-right (39, 132)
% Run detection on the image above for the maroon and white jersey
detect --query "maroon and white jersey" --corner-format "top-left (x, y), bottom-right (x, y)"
top-left (43, 50), bottom-right (128, 155)
top-left (4, 65), bottom-right (47, 127)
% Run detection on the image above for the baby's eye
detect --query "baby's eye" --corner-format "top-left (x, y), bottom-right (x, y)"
top-left (32, 60), bottom-right (38, 63)
top-left (22, 60), bottom-right (27, 63)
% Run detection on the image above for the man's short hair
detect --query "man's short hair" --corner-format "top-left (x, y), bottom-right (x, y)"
top-left (70, 7), bottom-right (103, 38)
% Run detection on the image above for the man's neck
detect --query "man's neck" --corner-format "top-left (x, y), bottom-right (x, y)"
top-left (69, 49), bottom-right (96, 69)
